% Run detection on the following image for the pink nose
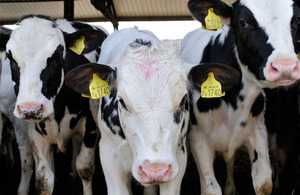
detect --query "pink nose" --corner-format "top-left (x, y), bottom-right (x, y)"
top-left (269, 58), bottom-right (299, 84)
top-left (138, 163), bottom-right (172, 184)
top-left (17, 104), bottom-right (44, 120)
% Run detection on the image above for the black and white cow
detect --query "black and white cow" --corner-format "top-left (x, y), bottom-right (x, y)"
top-left (0, 50), bottom-right (32, 195)
top-left (64, 27), bottom-right (240, 195)
top-left (180, 0), bottom-right (300, 194)
top-left (0, 15), bottom-right (108, 194)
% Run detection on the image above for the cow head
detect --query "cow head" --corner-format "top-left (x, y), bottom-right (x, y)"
top-left (0, 15), bottom-right (106, 121)
top-left (188, 0), bottom-right (300, 88)
top-left (66, 39), bottom-right (190, 184)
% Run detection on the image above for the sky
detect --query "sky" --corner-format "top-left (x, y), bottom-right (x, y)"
top-left (5, 20), bottom-right (201, 40)
top-left (91, 20), bottom-right (201, 40)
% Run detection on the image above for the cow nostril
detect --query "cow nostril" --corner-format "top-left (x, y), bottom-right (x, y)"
top-left (270, 63), bottom-right (279, 73)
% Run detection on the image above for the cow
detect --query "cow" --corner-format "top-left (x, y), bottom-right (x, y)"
top-left (64, 27), bottom-right (241, 195)
top-left (0, 15), bottom-right (108, 194)
top-left (180, 0), bottom-right (300, 194)
top-left (0, 50), bottom-right (33, 195)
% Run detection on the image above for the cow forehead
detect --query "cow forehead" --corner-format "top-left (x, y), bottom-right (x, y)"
top-left (241, 0), bottom-right (295, 51)
top-left (117, 42), bottom-right (188, 112)
top-left (241, 0), bottom-right (294, 25)
top-left (7, 18), bottom-right (65, 70)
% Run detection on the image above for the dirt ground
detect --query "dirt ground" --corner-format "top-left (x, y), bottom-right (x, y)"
top-left (0, 139), bottom-right (299, 195)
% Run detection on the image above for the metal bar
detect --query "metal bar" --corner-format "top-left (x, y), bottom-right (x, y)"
top-left (0, 0), bottom-right (62, 2)
top-left (64, 0), bottom-right (74, 21)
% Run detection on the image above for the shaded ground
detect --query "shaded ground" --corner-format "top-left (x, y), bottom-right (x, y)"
top-left (0, 138), bottom-right (299, 195)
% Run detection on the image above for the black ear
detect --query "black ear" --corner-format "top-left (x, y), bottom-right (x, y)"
top-left (188, 0), bottom-right (232, 27)
top-left (189, 63), bottom-right (241, 92)
top-left (0, 32), bottom-right (10, 50)
top-left (65, 29), bottom-right (107, 54)
top-left (65, 63), bottom-right (116, 96)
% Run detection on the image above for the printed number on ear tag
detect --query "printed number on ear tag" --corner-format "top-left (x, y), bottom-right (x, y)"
top-left (81, 73), bottom-right (111, 99)
top-left (69, 36), bottom-right (85, 55)
top-left (201, 72), bottom-right (225, 98)
top-left (203, 8), bottom-right (223, 30)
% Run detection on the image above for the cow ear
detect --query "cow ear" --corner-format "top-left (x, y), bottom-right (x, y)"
top-left (0, 32), bottom-right (10, 50)
top-left (65, 63), bottom-right (116, 96)
top-left (188, 63), bottom-right (241, 92)
top-left (64, 29), bottom-right (107, 54)
top-left (188, 0), bottom-right (232, 27)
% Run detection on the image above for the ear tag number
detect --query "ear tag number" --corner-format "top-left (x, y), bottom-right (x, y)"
top-left (201, 72), bottom-right (225, 98)
top-left (69, 36), bottom-right (85, 55)
top-left (203, 8), bottom-right (223, 30)
top-left (81, 73), bottom-right (111, 99)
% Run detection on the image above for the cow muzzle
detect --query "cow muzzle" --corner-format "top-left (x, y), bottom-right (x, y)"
top-left (268, 58), bottom-right (300, 85)
top-left (17, 104), bottom-right (44, 121)
top-left (138, 163), bottom-right (172, 184)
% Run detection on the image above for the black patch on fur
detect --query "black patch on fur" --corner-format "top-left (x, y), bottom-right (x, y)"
top-left (253, 150), bottom-right (258, 163)
top-left (130, 39), bottom-right (152, 48)
top-left (69, 117), bottom-right (78, 129)
top-left (100, 88), bottom-right (125, 139)
top-left (181, 119), bottom-right (186, 133)
top-left (179, 130), bottom-right (188, 153)
top-left (173, 95), bottom-right (188, 124)
top-left (83, 113), bottom-right (98, 148)
top-left (35, 121), bottom-right (47, 136)
top-left (239, 95), bottom-right (244, 102)
top-left (35, 124), bottom-right (43, 136)
top-left (240, 121), bottom-right (247, 127)
top-left (39, 121), bottom-right (47, 135)
top-left (251, 93), bottom-right (265, 117)
top-left (189, 91), bottom-right (197, 125)
top-left (6, 50), bottom-right (20, 95)
top-left (40, 45), bottom-right (64, 100)
top-left (196, 97), bottom-right (222, 113)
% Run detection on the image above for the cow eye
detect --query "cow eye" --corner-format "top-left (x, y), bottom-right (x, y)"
top-left (239, 19), bottom-right (248, 29)
top-left (292, 17), bottom-right (300, 30)
top-left (118, 98), bottom-right (128, 111)
top-left (6, 51), bottom-right (19, 80)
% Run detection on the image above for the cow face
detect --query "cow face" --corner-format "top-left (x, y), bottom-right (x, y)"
top-left (65, 40), bottom-right (190, 184)
top-left (188, 0), bottom-right (300, 88)
top-left (3, 15), bottom-right (106, 121)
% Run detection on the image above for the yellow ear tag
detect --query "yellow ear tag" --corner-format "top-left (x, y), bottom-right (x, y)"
top-left (201, 72), bottom-right (225, 98)
top-left (204, 8), bottom-right (223, 30)
top-left (81, 73), bottom-right (111, 99)
top-left (297, 52), bottom-right (300, 61)
top-left (0, 52), bottom-right (1, 60)
top-left (69, 36), bottom-right (85, 55)
top-left (89, 73), bottom-right (111, 99)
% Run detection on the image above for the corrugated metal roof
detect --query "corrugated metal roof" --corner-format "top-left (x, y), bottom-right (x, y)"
top-left (0, 0), bottom-right (236, 25)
